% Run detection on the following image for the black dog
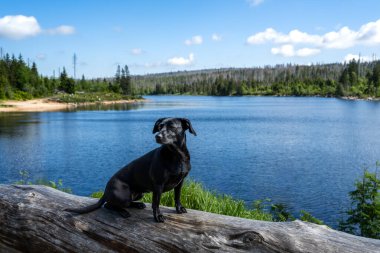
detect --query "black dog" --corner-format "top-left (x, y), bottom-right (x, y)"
top-left (65, 117), bottom-right (196, 222)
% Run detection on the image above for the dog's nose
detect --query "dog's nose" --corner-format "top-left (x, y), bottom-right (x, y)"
top-left (155, 134), bottom-right (163, 142)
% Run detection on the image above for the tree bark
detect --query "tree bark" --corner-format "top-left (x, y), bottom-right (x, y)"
top-left (0, 184), bottom-right (379, 253)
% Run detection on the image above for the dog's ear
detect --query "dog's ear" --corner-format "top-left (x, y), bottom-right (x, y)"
top-left (153, 118), bottom-right (167, 134)
top-left (181, 118), bottom-right (197, 136)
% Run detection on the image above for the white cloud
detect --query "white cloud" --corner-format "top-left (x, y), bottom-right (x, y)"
top-left (185, 35), bottom-right (203, 45)
top-left (36, 53), bottom-right (46, 60)
top-left (247, 19), bottom-right (380, 53)
top-left (0, 15), bottom-right (41, 39)
top-left (271, 45), bottom-right (320, 57)
top-left (246, 28), bottom-right (278, 44)
top-left (247, 28), bottom-right (322, 45)
top-left (247, 0), bottom-right (264, 7)
top-left (131, 48), bottom-right (144, 55)
top-left (296, 47), bottom-right (321, 57)
top-left (322, 26), bottom-right (358, 49)
top-left (356, 19), bottom-right (380, 45)
top-left (167, 53), bottom-right (194, 66)
top-left (0, 15), bottom-right (75, 39)
top-left (46, 25), bottom-right (75, 35)
top-left (271, 44), bottom-right (295, 57)
top-left (212, 33), bottom-right (222, 41)
top-left (343, 54), bottom-right (371, 63)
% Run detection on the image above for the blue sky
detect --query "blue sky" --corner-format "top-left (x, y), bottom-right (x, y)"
top-left (1, 0), bottom-right (380, 78)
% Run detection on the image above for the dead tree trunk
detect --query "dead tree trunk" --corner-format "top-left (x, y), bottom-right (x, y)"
top-left (0, 184), bottom-right (379, 253)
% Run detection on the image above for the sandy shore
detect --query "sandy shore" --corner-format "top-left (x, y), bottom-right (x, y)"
top-left (0, 98), bottom-right (142, 112)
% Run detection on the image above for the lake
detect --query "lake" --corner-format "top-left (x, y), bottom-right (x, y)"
top-left (1, 95), bottom-right (380, 228)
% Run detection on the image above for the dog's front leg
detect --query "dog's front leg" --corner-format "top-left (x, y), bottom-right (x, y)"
top-left (174, 180), bottom-right (187, 214)
top-left (152, 184), bottom-right (165, 222)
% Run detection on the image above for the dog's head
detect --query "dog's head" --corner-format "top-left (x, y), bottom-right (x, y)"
top-left (152, 118), bottom-right (196, 145)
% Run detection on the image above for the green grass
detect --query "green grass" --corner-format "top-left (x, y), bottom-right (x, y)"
top-left (52, 92), bottom-right (142, 104)
top-left (300, 210), bottom-right (324, 225)
top-left (90, 180), bottom-right (273, 221)
top-left (14, 169), bottom-right (72, 193)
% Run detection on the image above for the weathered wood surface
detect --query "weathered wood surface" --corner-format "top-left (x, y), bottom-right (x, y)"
top-left (0, 184), bottom-right (379, 253)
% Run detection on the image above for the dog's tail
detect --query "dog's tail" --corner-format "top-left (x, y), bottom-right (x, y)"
top-left (64, 196), bottom-right (106, 214)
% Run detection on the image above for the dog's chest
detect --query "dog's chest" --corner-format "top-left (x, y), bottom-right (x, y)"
top-left (169, 160), bottom-right (190, 176)
top-left (164, 161), bottom-right (190, 190)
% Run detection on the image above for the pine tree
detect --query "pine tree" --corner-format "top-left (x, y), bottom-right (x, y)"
top-left (79, 74), bottom-right (87, 91)
top-left (59, 67), bottom-right (75, 94)
top-left (115, 65), bottom-right (121, 85)
top-left (373, 62), bottom-right (380, 96)
top-left (110, 65), bottom-right (121, 93)
top-left (120, 65), bottom-right (131, 95)
top-left (126, 65), bottom-right (131, 93)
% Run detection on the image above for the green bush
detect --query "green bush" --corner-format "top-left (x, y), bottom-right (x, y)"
top-left (339, 164), bottom-right (380, 239)
top-left (12, 90), bottom-right (33, 100)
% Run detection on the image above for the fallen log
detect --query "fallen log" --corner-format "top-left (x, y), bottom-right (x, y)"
top-left (0, 184), bottom-right (379, 253)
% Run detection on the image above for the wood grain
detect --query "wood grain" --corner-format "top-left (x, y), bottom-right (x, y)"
top-left (1, 184), bottom-right (379, 253)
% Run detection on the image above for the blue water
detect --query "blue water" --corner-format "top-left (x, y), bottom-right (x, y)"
top-left (1, 96), bottom-right (380, 227)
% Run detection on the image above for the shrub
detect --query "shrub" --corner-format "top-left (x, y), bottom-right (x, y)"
top-left (339, 164), bottom-right (380, 239)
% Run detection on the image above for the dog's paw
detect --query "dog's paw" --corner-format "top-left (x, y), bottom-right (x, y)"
top-left (176, 206), bottom-right (187, 214)
top-left (133, 202), bottom-right (146, 209)
top-left (154, 214), bottom-right (166, 223)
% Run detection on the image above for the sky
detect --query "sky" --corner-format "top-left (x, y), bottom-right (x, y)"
top-left (1, 0), bottom-right (380, 78)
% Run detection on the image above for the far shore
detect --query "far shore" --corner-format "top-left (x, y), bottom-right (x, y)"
top-left (341, 96), bottom-right (380, 101)
top-left (0, 98), bottom-right (144, 112)
top-left (1, 95), bottom-right (379, 113)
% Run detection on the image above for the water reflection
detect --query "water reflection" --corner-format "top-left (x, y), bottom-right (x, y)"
top-left (70, 102), bottom-right (145, 111)
top-left (0, 113), bottom-right (41, 137)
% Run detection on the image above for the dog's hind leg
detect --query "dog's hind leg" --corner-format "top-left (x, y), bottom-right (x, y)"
top-left (130, 192), bottom-right (146, 209)
top-left (104, 202), bottom-right (131, 218)
top-left (104, 179), bottom-right (133, 218)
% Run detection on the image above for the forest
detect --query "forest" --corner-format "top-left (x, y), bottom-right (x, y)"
top-left (0, 52), bottom-right (132, 100)
top-left (1, 50), bottom-right (380, 100)
top-left (133, 60), bottom-right (380, 98)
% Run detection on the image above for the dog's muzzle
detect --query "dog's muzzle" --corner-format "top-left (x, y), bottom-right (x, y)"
top-left (155, 134), bottom-right (163, 144)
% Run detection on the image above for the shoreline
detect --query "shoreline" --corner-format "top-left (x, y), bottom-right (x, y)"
top-left (341, 96), bottom-right (380, 101)
top-left (1, 95), bottom-right (379, 113)
top-left (149, 93), bottom-right (380, 101)
top-left (0, 98), bottom-right (144, 112)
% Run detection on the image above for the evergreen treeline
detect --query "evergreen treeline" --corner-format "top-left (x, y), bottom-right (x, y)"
top-left (2, 49), bottom-right (380, 100)
top-left (0, 53), bottom-right (57, 100)
top-left (133, 60), bottom-right (380, 98)
top-left (0, 50), bottom-right (134, 100)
